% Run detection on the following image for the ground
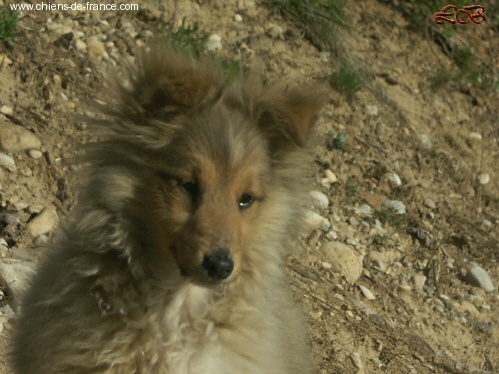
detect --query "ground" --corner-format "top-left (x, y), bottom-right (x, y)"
top-left (0, 1), bottom-right (497, 373)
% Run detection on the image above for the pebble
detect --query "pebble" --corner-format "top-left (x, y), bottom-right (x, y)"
top-left (28, 149), bottom-right (43, 159)
top-left (383, 199), bottom-right (406, 214)
top-left (358, 285), bottom-right (376, 300)
top-left (27, 206), bottom-right (58, 237)
top-left (419, 134), bottom-right (433, 150)
top-left (304, 210), bottom-right (329, 231)
top-left (478, 173), bottom-right (489, 185)
top-left (309, 190), bottom-right (329, 210)
top-left (385, 172), bottom-right (402, 187)
top-left (321, 241), bottom-right (363, 284)
top-left (412, 274), bottom-right (427, 290)
top-left (355, 204), bottom-right (373, 216)
top-left (234, 14), bottom-right (243, 22)
top-left (324, 169), bottom-right (337, 184)
top-left (206, 34), bottom-right (222, 51)
top-left (75, 39), bottom-right (87, 52)
top-left (267, 24), bottom-right (284, 39)
top-left (465, 266), bottom-right (495, 292)
top-left (319, 52), bottom-right (330, 63)
top-left (469, 132), bottom-right (482, 140)
top-left (350, 352), bottom-right (363, 369)
top-left (366, 104), bottom-right (379, 117)
top-left (0, 122), bottom-right (42, 153)
top-left (0, 260), bottom-right (36, 299)
top-left (87, 37), bottom-right (106, 57)
top-left (424, 197), bottom-right (436, 209)
top-left (0, 105), bottom-right (13, 115)
top-left (0, 153), bottom-right (16, 172)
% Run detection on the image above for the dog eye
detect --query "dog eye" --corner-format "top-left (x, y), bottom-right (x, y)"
top-left (177, 179), bottom-right (200, 201)
top-left (238, 194), bottom-right (255, 210)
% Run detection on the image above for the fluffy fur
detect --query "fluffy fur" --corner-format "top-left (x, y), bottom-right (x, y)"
top-left (12, 46), bottom-right (327, 374)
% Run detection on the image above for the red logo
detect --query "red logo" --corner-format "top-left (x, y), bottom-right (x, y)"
top-left (434, 5), bottom-right (486, 24)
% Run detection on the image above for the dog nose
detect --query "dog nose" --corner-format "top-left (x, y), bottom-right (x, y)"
top-left (202, 249), bottom-right (234, 281)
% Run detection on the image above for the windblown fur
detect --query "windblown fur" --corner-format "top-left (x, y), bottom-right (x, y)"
top-left (12, 46), bottom-right (327, 374)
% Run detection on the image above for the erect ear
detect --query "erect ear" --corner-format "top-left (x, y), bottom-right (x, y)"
top-left (255, 84), bottom-right (328, 149)
top-left (118, 45), bottom-right (226, 121)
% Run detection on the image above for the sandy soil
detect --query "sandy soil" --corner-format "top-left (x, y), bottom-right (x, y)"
top-left (0, 1), bottom-right (497, 373)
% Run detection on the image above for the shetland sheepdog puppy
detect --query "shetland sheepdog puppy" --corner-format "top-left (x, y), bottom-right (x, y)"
top-left (12, 45), bottom-right (327, 374)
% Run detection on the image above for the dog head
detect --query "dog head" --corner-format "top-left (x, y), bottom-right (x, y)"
top-left (86, 46), bottom-right (327, 287)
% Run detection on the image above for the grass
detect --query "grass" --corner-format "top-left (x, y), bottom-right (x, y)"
top-left (373, 209), bottom-right (406, 230)
top-left (273, 0), bottom-right (347, 50)
top-left (329, 64), bottom-right (364, 100)
top-left (160, 18), bottom-right (243, 79)
top-left (0, 6), bottom-right (19, 46)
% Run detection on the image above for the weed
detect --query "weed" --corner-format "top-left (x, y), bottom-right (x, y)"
top-left (326, 131), bottom-right (348, 153)
top-left (329, 64), bottom-right (364, 100)
top-left (0, 7), bottom-right (19, 46)
top-left (160, 18), bottom-right (243, 79)
top-left (274, 0), bottom-right (347, 50)
top-left (373, 209), bottom-right (406, 229)
top-left (345, 177), bottom-right (357, 198)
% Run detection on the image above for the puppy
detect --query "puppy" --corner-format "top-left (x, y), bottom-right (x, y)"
top-left (12, 46), bottom-right (327, 374)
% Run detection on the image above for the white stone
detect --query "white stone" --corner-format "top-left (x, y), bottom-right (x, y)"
top-left (385, 172), bottom-right (402, 187)
top-left (0, 105), bottom-right (13, 115)
top-left (478, 173), bottom-right (489, 185)
top-left (0, 153), bottom-right (16, 172)
top-left (324, 169), bottom-right (337, 183)
top-left (383, 199), bottom-right (406, 214)
top-left (465, 266), bottom-right (495, 292)
top-left (0, 260), bottom-right (36, 299)
top-left (206, 34), bottom-right (222, 51)
top-left (424, 197), bottom-right (436, 209)
top-left (366, 104), bottom-right (378, 116)
top-left (358, 285), bottom-right (376, 300)
top-left (420, 134), bottom-right (433, 150)
top-left (28, 149), bottom-right (43, 159)
top-left (309, 190), bottom-right (329, 209)
top-left (304, 210), bottom-right (329, 231)
top-left (234, 14), bottom-right (243, 22)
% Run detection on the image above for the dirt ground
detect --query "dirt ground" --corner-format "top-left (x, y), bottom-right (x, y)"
top-left (0, 1), bottom-right (497, 373)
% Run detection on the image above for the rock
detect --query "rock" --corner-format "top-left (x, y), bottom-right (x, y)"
top-left (309, 190), bottom-right (329, 210)
top-left (0, 152), bottom-right (16, 172)
top-left (383, 199), bottom-right (406, 214)
top-left (304, 210), bottom-right (329, 231)
top-left (424, 197), bottom-right (436, 209)
top-left (206, 34), bottom-right (222, 51)
top-left (363, 193), bottom-right (385, 210)
top-left (324, 169), bottom-right (337, 183)
top-left (321, 242), bottom-right (363, 284)
top-left (0, 122), bottom-right (41, 153)
top-left (412, 274), bottom-right (427, 290)
top-left (267, 24), bottom-right (283, 39)
top-left (75, 39), bottom-right (87, 52)
top-left (0, 260), bottom-right (36, 299)
top-left (0, 105), bottom-right (13, 115)
top-left (355, 204), bottom-right (373, 216)
top-left (465, 266), bottom-right (495, 292)
top-left (234, 14), bottom-right (243, 22)
top-left (385, 172), bottom-right (402, 187)
top-left (87, 37), bottom-right (106, 57)
top-left (366, 104), bottom-right (378, 116)
top-left (27, 207), bottom-right (58, 237)
top-left (358, 285), bottom-right (376, 300)
top-left (28, 149), bottom-right (43, 159)
top-left (478, 173), bottom-right (489, 185)
top-left (469, 132), bottom-right (482, 141)
top-left (419, 134), bottom-right (432, 150)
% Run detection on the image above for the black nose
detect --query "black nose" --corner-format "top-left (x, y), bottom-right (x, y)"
top-left (202, 249), bottom-right (234, 281)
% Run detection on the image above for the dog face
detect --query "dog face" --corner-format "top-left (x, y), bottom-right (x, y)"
top-left (143, 104), bottom-right (272, 286)
top-left (92, 47), bottom-right (327, 287)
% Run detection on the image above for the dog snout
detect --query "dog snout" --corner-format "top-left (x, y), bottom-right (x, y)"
top-left (202, 249), bottom-right (234, 281)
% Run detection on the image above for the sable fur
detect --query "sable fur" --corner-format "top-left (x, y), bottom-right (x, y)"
top-left (12, 46), bottom-right (327, 374)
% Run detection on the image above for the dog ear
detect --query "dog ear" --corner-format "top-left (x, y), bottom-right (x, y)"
top-left (255, 84), bottom-right (328, 149)
top-left (118, 46), bottom-right (226, 122)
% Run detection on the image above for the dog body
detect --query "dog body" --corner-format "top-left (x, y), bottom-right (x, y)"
top-left (12, 47), bottom-right (326, 374)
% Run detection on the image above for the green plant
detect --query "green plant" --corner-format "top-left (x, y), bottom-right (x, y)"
top-left (345, 177), bottom-right (357, 198)
top-left (0, 7), bottom-right (19, 46)
top-left (326, 131), bottom-right (348, 153)
top-left (274, 0), bottom-right (347, 50)
top-left (373, 209), bottom-right (406, 229)
top-left (329, 64), bottom-right (364, 100)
